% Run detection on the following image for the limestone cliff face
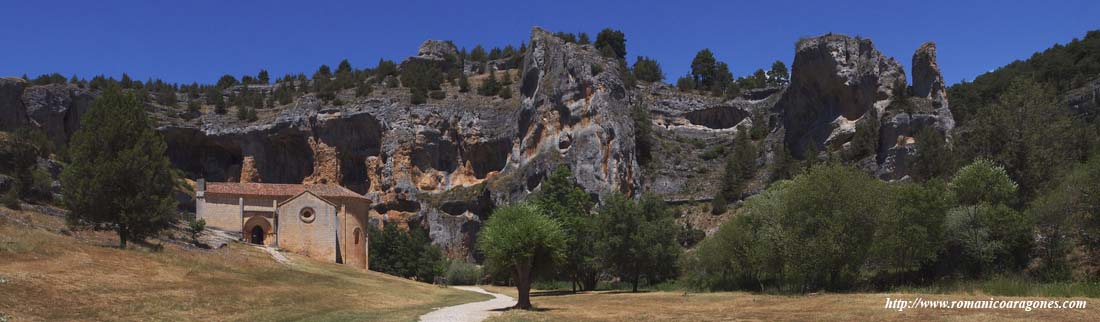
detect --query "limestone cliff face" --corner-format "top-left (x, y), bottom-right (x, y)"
top-left (5, 29), bottom-right (969, 259)
top-left (780, 34), bottom-right (908, 158)
top-left (508, 27), bottom-right (640, 200)
top-left (876, 42), bottom-right (955, 179)
top-left (0, 77), bottom-right (28, 131)
top-left (778, 34), bottom-right (954, 179)
top-left (0, 80), bottom-right (93, 147)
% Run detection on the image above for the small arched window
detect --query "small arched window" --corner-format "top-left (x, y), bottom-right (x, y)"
top-left (299, 207), bottom-right (315, 223)
top-left (353, 227), bottom-right (362, 245)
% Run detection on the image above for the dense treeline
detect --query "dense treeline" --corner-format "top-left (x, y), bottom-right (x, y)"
top-left (684, 157), bottom-right (1100, 292)
top-left (950, 30), bottom-right (1100, 124)
top-left (675, 49), bottom-right (788, 98)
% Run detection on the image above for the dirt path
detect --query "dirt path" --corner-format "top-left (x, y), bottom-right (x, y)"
top-left (419, 286), bottom-right (516, 322)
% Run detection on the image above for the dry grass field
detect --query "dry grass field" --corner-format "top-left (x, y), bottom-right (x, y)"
top-left (0, 206), bottom-right (490, 322)
top-left (482, 285), bottom-right (1097, 322)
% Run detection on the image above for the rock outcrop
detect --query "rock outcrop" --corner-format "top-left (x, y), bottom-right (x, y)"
top-left (21, 84), bottom-right (94, 148)
top-left (778, 34), bottom-right (954, 179)
top-left (4, 29), bottom-right (968, 260)
top-left (0, 77), bottom-right (28, 131)
top-left (509, 27), bottom-right (639, 199)
top-left (875, 42), bottom-right (955, 179)
top-left (912, 42), bottom-right (948, 105)
top-left (416, 40), bottom-right (458, 61)
top-left (779, 34), bottom-right (907, 158)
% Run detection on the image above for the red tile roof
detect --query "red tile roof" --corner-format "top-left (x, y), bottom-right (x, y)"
top-left (204, 182), bottom-right (368, 201)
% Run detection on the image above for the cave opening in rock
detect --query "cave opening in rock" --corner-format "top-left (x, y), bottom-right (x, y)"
top-left (682, 106), bottom-right (750, 130)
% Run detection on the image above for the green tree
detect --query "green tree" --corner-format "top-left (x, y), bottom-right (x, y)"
top-left (257, 69), bottom-right (270, 84)
top-left (957, 79), bottom-right (1077, 202)
top-left (188, 218), bottom-right (206, 245)
top-left (943, 160), bottom-right (1031, 276)
top-left (401, 60), bottom-right (443, 104)
top-left (458, 72), bottom-right (470, 93)
top-left (534, 165), bottom-right (597, 292)
top-left (478, 202), bottom-right (567, 309)
top-left (478, 69), bottom-right (501, 96)
top-left (910, 128), bottom-right (954, 181)
top-left (62, 87), bottom-right (180, 249)
top-left (594, 28), bottom-right (627, 59)
top-left (676, 75), bottom-right (695, 92)
top-left (949, 159), bottom-right (1018, 207)
top-left (713, 129), bottom-right (757, 214)
top-left (632, 56), bottom-right (664, 82)
top-left (1028, 155), bottom-right (1100, 279)
top-left (215, 74), bottom-right (238, 89)
top-left (578, 32), bottom-right (591, 45)
top-left (368, 222), bottom-right (444, 281)
top-left (768, 60), bottom-right (789, 85)
top-left (870, 180), bottom-right (950, 276)
top-left (596, 193), bottom-right (681, 292)
top-left (470, 45), bottom-right (487, 62)
top-left (632, 104), bottom-right (654, 166)
top-left (691, 49), bottom-right (717, 90)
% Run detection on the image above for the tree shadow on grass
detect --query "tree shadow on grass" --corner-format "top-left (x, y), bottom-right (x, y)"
top-left (491, 306), bottom-right (556, 312)
top-left (531, 290), bottom-right (578, 297)
top-left (599, 290), bottom-right (652, 295)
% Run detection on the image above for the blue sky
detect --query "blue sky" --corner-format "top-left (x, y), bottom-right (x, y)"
top-left (2, 0), bottom-right (1097, 85)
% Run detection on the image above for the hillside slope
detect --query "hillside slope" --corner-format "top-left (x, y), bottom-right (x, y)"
top-left (0, 206), bottom-right (490, 322)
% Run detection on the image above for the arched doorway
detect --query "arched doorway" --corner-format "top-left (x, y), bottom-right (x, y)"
top-left (250, 226), bottom-right (265, 244)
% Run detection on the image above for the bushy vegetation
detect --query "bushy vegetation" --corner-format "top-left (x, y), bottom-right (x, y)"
top-left (442, 260), bottom-right (483, 285)
top-left (62, 87), bottom-right (181, 248)
top-left (632, 56), bottom-right (664, 82)
top-left (596, 193), bottom-right (681, 292)
top-left (533, 165), bottom-right (598, 292)
top-left (478, 202), bottom-right (567, 309)
top-left (711, 128), bottom-right (757, 214)
top-left (368, 222), bottom-right (445, 282)
top-left (684, 156), bottom-right (1099, 293)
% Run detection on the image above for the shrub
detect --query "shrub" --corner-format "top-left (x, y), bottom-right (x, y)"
top-left (443, 260), bottom-right (483, 285)
top-left (685, 164), bottom-right (890, 292)
top-left (676, 75), bottom-right (695, 92)
top-left (594, 28), bottom-right (626, 59)
top-left (410, 88), bottom-right (427, 104)
top-left (369, 222), bottom-right (445, 281)
top-left (1, 190), bottom-right (19, 210)
top-left (590, 63), bottom-right (603, 76)
top-left (478, 69), bottom-right (501, 96)
top-left (497, 86), bottom-right (511, 99)
top-left (188, 218), bottom-right (206, 244)
top-left (632, 56), bottom-right (664, 82)
top-left (429, 90), bottom-right (446, 100)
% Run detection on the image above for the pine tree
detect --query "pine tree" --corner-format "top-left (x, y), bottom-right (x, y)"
top-left (62, 87), bottom-right (179, 249)
top-left (458, 73), bottom-right (470, 93)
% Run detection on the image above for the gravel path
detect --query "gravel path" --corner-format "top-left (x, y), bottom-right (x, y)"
top-left (419, 286), bottom-right (516, 322)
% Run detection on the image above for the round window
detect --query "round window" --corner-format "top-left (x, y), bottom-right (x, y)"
top-left (299, 208), bottom-right (316, 223)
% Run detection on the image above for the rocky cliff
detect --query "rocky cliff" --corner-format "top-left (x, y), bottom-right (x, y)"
top-left (776, 34), bottom-right (954, 179)
top-left (2, 29), bottom-right (966, 259)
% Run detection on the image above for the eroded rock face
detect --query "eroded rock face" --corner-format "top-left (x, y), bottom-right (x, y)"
top-left (912, 42), bottom-right (947, 105)
top-left (780, 34), bottom-right (907, 158)
top-left (510, 27), bottom-right (640, 200)
top-left (417, 40), bottom-right (458, 61)
top-left (777, 34), bottom-right (955, 180)
top-left (21, 83), bottom-right (94, 147)
top-left (874, 43), bottom-right (956, 179)
top-left (0, 77), bottom-right (28, 131)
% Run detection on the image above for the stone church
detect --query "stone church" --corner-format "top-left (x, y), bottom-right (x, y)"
top-left (195, 180), bottom-right (371, 269)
